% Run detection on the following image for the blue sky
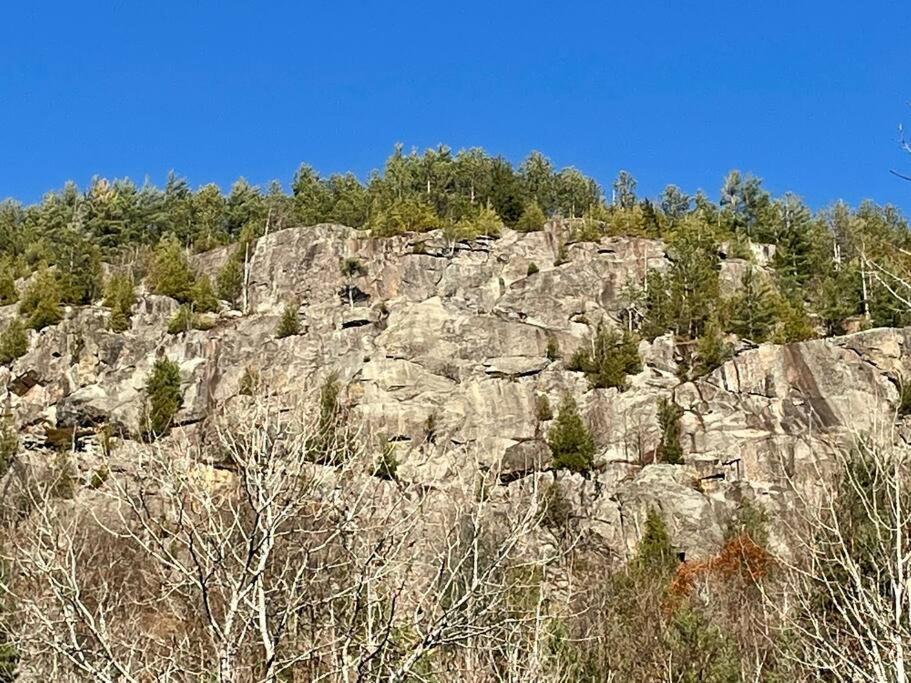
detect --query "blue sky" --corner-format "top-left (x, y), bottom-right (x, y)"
top-left (1, 1), bottom-right (909, 213)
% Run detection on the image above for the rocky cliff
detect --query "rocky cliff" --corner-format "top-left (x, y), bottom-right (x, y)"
top-left (4, 223), bottom-right (908, 562)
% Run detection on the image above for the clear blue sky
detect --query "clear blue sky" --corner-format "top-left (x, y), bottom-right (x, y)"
top-left (1, 1), bottom-right (909, 213)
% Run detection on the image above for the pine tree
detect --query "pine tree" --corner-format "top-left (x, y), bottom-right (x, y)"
top-left (275, 302), bottom-right (301, 338)
top-left (694, 317), bottom-right (731, 376)
top-left (167, 305), bottom-right (194, 335)
top-left (18, 269), bottom-right (63, 331)
top-left (147, 234), bottom-right (195, 303)
top-left (728, 268), bottom-right (778, 343)
top-left (547, 394), bottom-right (596, 473)
top-left (568, 324), bottom-right (642, 390)
top-left (141, 357), bottom-right (183, 440)
top-left (217, 257), bottom-right (244, 305)
top-left (655, 397), bottom-right (684, 465)
top-left (634, 508), bottom-right (676, 575)
top-left (103, 273), bottom-right (136, 333)
top-left (0, 319), bottom-right (27, 365)
top-left (0, 262), bottom-right (17, 306)
top-left (190, 274), bottom-right (219, 313)
top-left (515, 200), bottom-right (546, 233)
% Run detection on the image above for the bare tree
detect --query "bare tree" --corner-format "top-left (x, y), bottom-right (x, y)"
top-left (1, 395), bottom-right (568, 682)
top-left (764, 431), bottom-right (911, 682)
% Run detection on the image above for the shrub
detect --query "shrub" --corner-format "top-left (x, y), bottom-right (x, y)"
top-left (547, 394), bottom-right (596, 473)
top-left (0, 319), bottom-right (27, 365)
top-left (655, 397), bottom-right (684, 464)
top-left (526, 261), bottom-right (539, 276)
top-left (0, 263), bottom-right (17, 305)
top-left (515, 200), bottom-right (546, 232)
top-left (373, 438), bottom-right (399, 481)
top-left (19, 269), bottom-right (63, 331)
top-left (535, 394), bottom-right (553, 422)
top-left (369, 197), bottom-right (442, 236)
top-left (238, 366), bottom-right (260, 396)
top-left (635, 508), bottom-right (677, 575)
top-left (899, 377), bottom-right (911, 417)
top-left (539, 483), bottom-right (573, 531)
top-left (568, 324), bottom-right (642, 390)
top-left (694, 318), bottom-right (731, 376)
top-left (190, 275), bottom-right (219, 313)
top-left (104, 273), bottom-right (136, 333)
top-left (167, 305), bottom-right (194, 335)
top-left (545, 335), bottom-right (560, 361)
top-left (141, 357), bottom-right (183, 440)
top-left (216, 257), bottom-right (244, 305)
top-left (147, 234), bottom-right (195, 302)
top-left (340, 257), bottom-right (368, 278)
top-left (275, 303), bottom-right (301, 338)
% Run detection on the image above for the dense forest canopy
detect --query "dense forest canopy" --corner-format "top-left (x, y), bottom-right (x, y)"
top-left (1, 144), bottom-right (910, 354)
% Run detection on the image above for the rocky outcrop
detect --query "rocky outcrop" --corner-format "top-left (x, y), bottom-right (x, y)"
top-left (4, 224), bottom-right (909, 562)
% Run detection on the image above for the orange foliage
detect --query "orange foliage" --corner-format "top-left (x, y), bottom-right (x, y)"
top-left (667, 533), bottom-right (773, 607)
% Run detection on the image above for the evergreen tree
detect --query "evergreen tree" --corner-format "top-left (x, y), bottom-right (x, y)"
top-left (217, 257), bottom-right (244, 306)
top-left (612, 170), bottom-right (638, 209)
top-left (514, 200), bottom-right (546, 233)
top-left (728, 268), bottom-right (778, 342)
top-left (0, 319), bottom-right (27, 366)
top-left (547, 394), bottom-right (596, 473)
top-left (147, 234), bottom-right (196, 303)
top-left (103, 273), bottom-right (136, 333)
top-left (275, 302), bottom-right (301, 338)
top-left (141, 356), bottom-right (183, 440)
top-left (54, 231), bottom-right (103, 305)
top-left (655, 397), bottom-right (684, 465)
top-left (568, 324), bottom-right (642, 390)
top-left (190, 274), bottom-right (219, 313)
top-left (167, 305), bottom-right (195, 335)
top-left (694, 317), bottom-right (731, 375)
top-left (0, 262), bottom-right (17, 306)
top-left (0, 408), bottom-right (18, 479)
top-left (18, 269), bottom-right (63, 331)
top-left (634, 508), bottom-right (676, 575)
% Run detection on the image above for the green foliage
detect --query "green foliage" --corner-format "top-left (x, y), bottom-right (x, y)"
top-left (18, 268), bottom-right (63, 330)
top-left (216, 257), bottom-right (244, 305)
top-left (340, 257), bottom-right (367, 278)
top-left (526, 261), bottom-right (539, 276)
top-left (0, 262), bottom-right (17, 306)
top-left (727, 268), bottom-right (778, 342)
top-left (103, 273), bottom-right (136, 333)
top-left (568, 325), bottom-right (641, 390)
top-left (190, 274), bottom-right (219, 313)
top-left (54, 233), bottom-right (103, 304)
top-left (539, 483), bottom-right (573, 530)
top-left (311, 373), bottom-right (350, 464)
top-left (547, 394), bottom-right (596, 473)
top-left (373, 437), bottom-right (398, 481)
top-left (656, 397), bottom-right (684, 464)
top-left (535, 393), bottom-right (553, 422)
top-left (147, 234), bottom-right (196, 302)
top-left (167, 305), bottom-right (195, 335)
top-left (369, 197), bottom-right (442, 236)
top-left (238, 366), bottom-right (261, 396)
top-left (899, 377), bottom-right (911, 417)
top-left (772, 297), bottom-right (816, 343)
top-left (635, 508), bottom-right (677, 575)
top-left (545, 335), bottom-right (560, 361)
top-left (275, 302), bottom-right (301, 338)
top-left (141, 357), bottom-right (183, 440)
top-left (694, 317), bottom-right (731, 375)
top-left (0, 319), bottom-right (27, 365)
top-left (515, 200), bottom-right (546, 232)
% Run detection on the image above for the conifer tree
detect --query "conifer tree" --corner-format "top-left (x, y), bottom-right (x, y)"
top-left (547, 394), bottom-right (596, 473)
top-left (568, 324), bottom-right (642, 390)
top-left (0, 262), bottom-right (17, 306)
top-left (141, 356), bottom-right (183, 440)
top-left (634, 508), bottom-right (676, 575)
top-left (514, 200), bottom-right (546, 233)
top-left (18, 269), bottom-right (63, 331)
top-left (103, 273), bottom-right (136, 333)
top-left (147, 234), bottom-right (195, 303)
top-left (694, 317), bottom-right (731, 376)
top-left (190, 274), bottom-right (219, 313)
top-left (655, 397), bottom-right (684, 465)
top-left (216, 257), bottom-right (244, 305)
top-left (0, 319), bottom-right (27, 365)
top-left (275, 302), bottom-right (301, 338)
top-left (0, 407), bottom-right (18, 479)
top-left (728, 268), bottom-right (778, 342)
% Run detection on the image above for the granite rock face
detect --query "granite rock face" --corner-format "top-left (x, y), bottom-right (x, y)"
top-left (4, 223), bottom-right (909, 561)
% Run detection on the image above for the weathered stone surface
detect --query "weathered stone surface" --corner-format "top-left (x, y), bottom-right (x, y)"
top-left (4, 223), bottom-right (911, 563)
